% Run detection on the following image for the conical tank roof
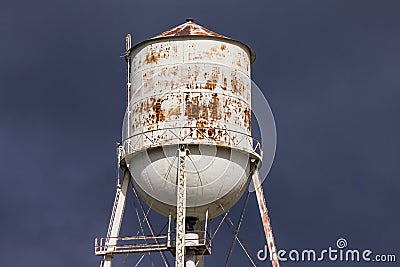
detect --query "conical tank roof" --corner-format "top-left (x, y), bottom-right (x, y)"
top-left (152, 18), bottom-right (227, 39)
top-left (129, 19), bottom-right (256, 63)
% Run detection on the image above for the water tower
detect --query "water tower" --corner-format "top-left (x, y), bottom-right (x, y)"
top-left (95, 19), bottom-right (280, 267)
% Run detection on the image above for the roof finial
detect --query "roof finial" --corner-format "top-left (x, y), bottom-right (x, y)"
top-left (186, 18), bottom-right (194, 22)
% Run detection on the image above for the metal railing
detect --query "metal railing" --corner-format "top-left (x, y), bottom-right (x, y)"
top-left (122, 126), bottom-right (263, 161)
top-left (95, 235), bottom-right (169, 255)
top-left (95, 229), bottom-right (212, 256)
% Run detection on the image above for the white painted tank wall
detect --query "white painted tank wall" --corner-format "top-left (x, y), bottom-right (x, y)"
top-left (122, 37), bottom-right (256, 219)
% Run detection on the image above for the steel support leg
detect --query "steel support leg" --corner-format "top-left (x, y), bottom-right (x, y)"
top-left (101, 169), bottom-right (131, 267)
top-left (176, 145), bottom-right (187, 267)
top-left (197, 255), bottom-right (204, 267)
top-left (185, 250), bottom-right (196, 267)
top-left (252, 170), bottom-right (280, 267)
top-left (197, 219), bottom-right (205, 267)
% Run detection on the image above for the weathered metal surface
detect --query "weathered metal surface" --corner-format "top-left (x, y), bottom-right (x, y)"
top-left (122, 31), bottom-right (258, 220)
top-left (153, 18), bottom-right (227, 39)
top-left (130, 19), bottom-right (256, 64)
top-left (125, 39), bottom-right (251, 150)
top-left (122, 127), bottom-right (262, 164)
top-left (127, 144), bottom-right (252, 219)
top-left (129, 92), bottom-right (250, 140)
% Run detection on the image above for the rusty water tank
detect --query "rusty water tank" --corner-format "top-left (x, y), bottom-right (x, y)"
top-left (122, 19), bottom-right (261, 220)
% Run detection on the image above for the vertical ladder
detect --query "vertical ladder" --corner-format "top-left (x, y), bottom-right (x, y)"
top-left (175, 145), bottom-right (187, 267)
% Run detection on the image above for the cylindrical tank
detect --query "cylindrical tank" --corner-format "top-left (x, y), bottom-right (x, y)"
top-left (122, 19), bottom-right (260, 220)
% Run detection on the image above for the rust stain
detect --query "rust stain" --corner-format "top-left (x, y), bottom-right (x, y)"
top-left (221, 77), bottom-right (227, 90)
top-left (142, 70), bottom-right (155, 93)
top-left (204, 67), bottom-right (220, 90)
top-left (231, 71), bottom-right (245, 96)
top-left (145, 50), bottom-right (160, 64)
top-left (185, 93), bottom-right (200, 120)
top-left (129, 32), bottom-right (254, 151)
top-left (204, 80), bottom-right (217, 90)
top-left (152, 99), bottom-right (165, 122)
top-left (173, 45), bottom-right (178, 54)
top-left (204, 45), bottom-right (225, 60)
top-left (172, 66), bottom-right (179, 76)
top-left (167, 106), bottom-right (180, 117)
top-left (144, 45), bottom-right (172, 64)
top-left (243, 108), bottom-right (251, 132)
top-left (236, 60), bottom-right (242, 67)
top-left (210, 93), bottom-right (221, 120)
top-left (152, 19), bottom-right (228, 39)
top-left (196, 119), bottom-right (208, 139)
top-left (208, 128), bottom-right (215, 138)
top-left (184, 93), bottom-right (222, 122)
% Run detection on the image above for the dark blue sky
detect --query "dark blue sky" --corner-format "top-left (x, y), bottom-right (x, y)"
top-left (1, 1), bottom-right (399, 266)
